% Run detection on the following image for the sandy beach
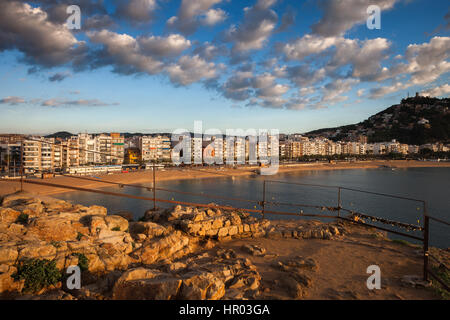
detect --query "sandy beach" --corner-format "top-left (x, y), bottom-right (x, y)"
top-left (0, 160), bottom-right (449, 197)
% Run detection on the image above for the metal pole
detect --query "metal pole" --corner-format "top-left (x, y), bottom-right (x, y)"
top-left (337, 187), bottom-right (341, 217)
top-left (423, 202), bottom-right (429, 282)
top-left (262, 180), bottom-right (266, 219)
top-left (153, 162), bottom-right (156, 210)
top-left (20, 140), bottom-right (24, 192)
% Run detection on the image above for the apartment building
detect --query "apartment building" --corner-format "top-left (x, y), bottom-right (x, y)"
top-left (78, 133), bottom-right (97, 165)
top-left (0, 143), bottom-right (21, 175)
top-left (111, 133), bottom-right (125, 165)
top-left (22, 138), bottom-right (41, 173)
top-left (139, 135), bottom-right (171, 163)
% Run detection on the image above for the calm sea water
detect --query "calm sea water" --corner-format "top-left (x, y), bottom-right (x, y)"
top-left (54, 167), bottom-right (450, 248)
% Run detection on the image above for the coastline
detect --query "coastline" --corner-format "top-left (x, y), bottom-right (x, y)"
top-left (0, 160), bottom-right (449, 197)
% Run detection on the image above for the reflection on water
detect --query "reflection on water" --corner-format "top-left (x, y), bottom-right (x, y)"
top-left (55, 167), bottom-right (450, 248)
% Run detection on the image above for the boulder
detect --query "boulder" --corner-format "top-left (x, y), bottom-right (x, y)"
top-left (0, 208), bottom-right (21, 225)
top-left (0, 265), bottom-right (24, 295)
top-left (87, 216), bottom-right (107, 234)
top-left (241, 244), bottom-right (266, 256)
top-left (113, 268), bottom-right (182, 300)
top-left (27, 216), bottom-right (80, 242)
top-left (86, 206), bottom-right (107, 216)
top-left (129, 222), bottom-right (166, 239)
top-left (105, 215), bottom-right (129, 232)
top-left (18, 242), bottom-right (57, 261)
top-left (0, 243), bottom-right (18, 265)
top-left (178, 271), bottom-right (225, 300)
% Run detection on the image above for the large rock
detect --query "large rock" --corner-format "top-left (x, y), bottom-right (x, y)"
top-left (129, 222), bottom-right (166, 239)
top-left (138, 232), bottom-right (191, 265)
top-left (27, 216), bottom-right (81, 242)
top-left (0, 265), bottom-right (24, 295)
top-left (86, 206), bottom-right (107, 216)
top-left (0, 208), bottom-right (21, 225)
top-left (1, 192), bottom-right (35, 207)
top-left (113, 268), bottom-right (182, 300)
top-left (113, 268), bottom-right (225, 300)
top-left (179, 271), bottom-right (225, 300)
top-left (0, 243), bottom-right (18, 265)
top-left (18, 242), bottom-right (57, 261)
top-left (105, 215), bottom-right (129, 232)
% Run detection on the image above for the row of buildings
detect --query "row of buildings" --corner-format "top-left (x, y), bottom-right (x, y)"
top-left (0, 133), bottom-right (448, 174)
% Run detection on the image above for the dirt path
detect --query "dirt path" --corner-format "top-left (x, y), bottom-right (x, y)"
top-left (216, 222), bottom-right (442, 300)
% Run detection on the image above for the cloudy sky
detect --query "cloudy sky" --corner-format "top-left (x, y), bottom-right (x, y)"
top-left (0, 0), bottom-right (449, 134)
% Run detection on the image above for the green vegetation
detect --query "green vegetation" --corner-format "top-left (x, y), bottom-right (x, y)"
top-left (72, 253), bottom-right (89, 272)
top-left (76, 232), bottom-right (84, 241)
top-left (111, 226), bottom-right (121, 231)
top-left (391, 239), bottom-right (411, 246)
top-left (305, 97), bottom-right (450, 146)
top-left (16, 213), bottom-right (29, 225)
top-left (430, 266), bottom-right (450, 300)
top-left (12, 259), bottom-right (61, 293)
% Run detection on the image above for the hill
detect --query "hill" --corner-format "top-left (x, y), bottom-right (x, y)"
top-left (305, 96), bottom-right (450, 145)
top-left (44, 131), bottom-right (74, 139)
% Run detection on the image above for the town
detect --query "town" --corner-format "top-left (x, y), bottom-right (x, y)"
top-left (0, 131), bottom-right (448, 177)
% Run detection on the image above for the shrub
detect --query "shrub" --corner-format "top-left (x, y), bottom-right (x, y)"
top-left (16, 213), bottom-right (29, 225)
top-left (13, 259), bottom-right (61, 293)
top-left (431, 266), bottom-right (450, 300)
top-left (72, 253), bottom-right (89, 272)
top-left (76, 232), bottom-right (84, 241)
top-left (392, 239), bottom-right (410, 246)
top-left (111, 226), bottom-right (121, 231)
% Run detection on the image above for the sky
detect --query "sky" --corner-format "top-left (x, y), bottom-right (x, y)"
top-left (0, 0), bottom-right (449, 135)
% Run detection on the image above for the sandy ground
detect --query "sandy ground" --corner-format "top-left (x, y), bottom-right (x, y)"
top-left (0, 160), bottom-right (449, 197)
top-left (211, 220), bottom-right (447, 300)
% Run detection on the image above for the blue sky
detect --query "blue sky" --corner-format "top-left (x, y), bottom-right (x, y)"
top-left (0, 0), bottom-right (449, 135)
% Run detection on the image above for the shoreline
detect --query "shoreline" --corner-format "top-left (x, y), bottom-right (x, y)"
top-left (1, 160), bottom-right (449, 197)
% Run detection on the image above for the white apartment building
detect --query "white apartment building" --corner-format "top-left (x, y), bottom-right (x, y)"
top-left (139, 135), bottom-right (171, 163)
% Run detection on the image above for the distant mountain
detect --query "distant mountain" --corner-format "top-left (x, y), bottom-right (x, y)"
top-left (44, 131), bottom-right (73, 139)
top-left (305, 96), bottom-right (450, 145)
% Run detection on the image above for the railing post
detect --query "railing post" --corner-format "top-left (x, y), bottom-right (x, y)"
top-left (20, 139), bottom-right (24, 192)
top-left (423, 202), bottom-right (429, 282)
top-left (153, 162), bottom-right (156, 210)
top-left (262, 180), bottom-right (266, 220)
top-left (337, 187), bottom-right (341, 217)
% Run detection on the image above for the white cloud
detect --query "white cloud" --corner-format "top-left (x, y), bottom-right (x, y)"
top-left (0, 1), bottom-right (81, 67)
top-left (139, 34), bottom-right (191, 57)
top-left (202, 8), bottom-right (227, 26)
top-left (167, 0), bottom-right (224, 34)
top-left (280, 34), bottom-right (339, 61)
top-left (166, 55), bottom-right (218, 85)
top-left (226, 0), bottom-right (278, 52)
top-left (312, 0), bottom-right (398, 37)
top-left (421, 84), bottom-right (450, 97)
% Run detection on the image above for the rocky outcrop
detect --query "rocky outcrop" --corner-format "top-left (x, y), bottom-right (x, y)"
top-left (145, 205), bottom-right (270, 241)
top-left (112, 248), bottom-right (261, 300)
top-left (0, 192), bottom-right (345, 300)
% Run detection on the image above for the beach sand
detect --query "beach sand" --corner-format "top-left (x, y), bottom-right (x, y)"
top-left (0, 160), bottom-right (449, 197)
